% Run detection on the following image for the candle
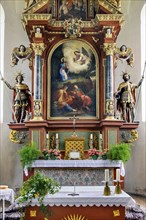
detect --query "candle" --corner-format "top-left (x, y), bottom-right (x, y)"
top-left (116, 169), bottom-right (120, 181)
top-left (56, 133), bottom-right (58, 139)
top-left (100, 133), bottom-right (102, 139)
top-left (90, 133), bottom-right (93, 140)
top-left (105, 169), bottom-right (109, 182)
top-left (46, 133), bottom-right (49, 139)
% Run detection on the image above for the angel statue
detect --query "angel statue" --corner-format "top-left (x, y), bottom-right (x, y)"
top-left (0, 71), bottom-right (31, 123)
top-left (115, 45), bottom-right (134, 67)
top-left (11, 45), bottom-right (32, 69)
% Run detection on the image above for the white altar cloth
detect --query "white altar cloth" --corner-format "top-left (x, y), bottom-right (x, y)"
top-left (0, 188), bottom-right (15, 203)
top-left (28, 160), bottom-right (125, 176)
top-left (15, 186), bottom-right (135, 208)
top-left (0, 188), bottom-right (15, 220)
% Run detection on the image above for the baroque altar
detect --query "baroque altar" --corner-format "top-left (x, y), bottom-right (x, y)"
top-left (2, 1), bottom-right (142, 219)
top-left (8, 0), bottom-right (139, 149)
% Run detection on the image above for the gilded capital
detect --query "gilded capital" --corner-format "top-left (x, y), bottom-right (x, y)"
top-left (103, 43), bottom-right (116, 56)
top-left (32, 43), bottom-right (46, 56)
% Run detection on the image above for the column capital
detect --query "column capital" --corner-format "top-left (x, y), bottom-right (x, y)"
top-left (103, 43), bottom-right (116, 56)
top-left (32, 43), bottom-right (46, 55)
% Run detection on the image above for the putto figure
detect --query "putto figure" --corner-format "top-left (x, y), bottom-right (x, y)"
top-left (115, 71), bottom-right (144, 123)
top-left (115, 45), bottom-right (134, 67)
top-left (0, 71), bottom-right (31, 123)
top-left (11, 45), bottom-right (32, 68)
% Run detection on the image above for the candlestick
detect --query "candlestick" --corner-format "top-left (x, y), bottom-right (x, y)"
top-left (116, 169), bottom-right (120, 181)
top-left (99, 143), bottom-right (102, 152)
top-left (105, 169), bottom-right (109, 182)
top-left (103, 181), bottom-right (111, 196)
top-left (115, 181), bottom-right (122, 194)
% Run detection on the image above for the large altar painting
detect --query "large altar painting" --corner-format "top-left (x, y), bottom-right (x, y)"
top-left (48, 40), bottom-right (98, 119)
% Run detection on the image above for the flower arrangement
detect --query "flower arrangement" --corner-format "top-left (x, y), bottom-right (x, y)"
top-left (18, 171), bottom-right (61, 204)
top-left (42, 148), bottom-right (62, 160)
top-left (88, 148), bottom-right (108, 160)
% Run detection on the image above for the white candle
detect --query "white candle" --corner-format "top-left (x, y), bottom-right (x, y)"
top-left (100, 133), bottom-right (102, 139)
top-left (116, 169), bottom-right (120, 181)
top-left (46, 133), bottom-right (49, 139)
top-left (90, 133), bottom-right (93, 140)
top-left (105, 169), bottom-right (109, 182)
top-left (56, 133), bottom-right (58, 139)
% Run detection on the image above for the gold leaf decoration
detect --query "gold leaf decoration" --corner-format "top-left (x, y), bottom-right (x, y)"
top-left (62, 214), bottom-right (88, 220)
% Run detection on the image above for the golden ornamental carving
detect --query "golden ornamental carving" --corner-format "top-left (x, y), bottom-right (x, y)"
top-left (48, 37), bottom-right (56, 43)
top-left (9, 130), bottom-right (28, 144)
top-left (128, 130), bottom-right (138, 143)
top-left (24, 0), bottom-right (50, 14)
top-left (22, 14), bottom-right (52, 29)
top-left (95, 14), bottom-right (124, 25)
top-left (32, 43), bottom-right (45, 56)
top-left (103, 43), bottom-right (116, 56)
top-left (62, 214), bottom-right (88, 220)
top-left (33, 100), bottom-right (43, 120)
top-left (105, 99), bottom-right (115, 118)
top-left (98, 0), bottom-right (121, 13)
top-left (63, 18), bottom-right (84, 38)
top-left (92, 36), bottom-right (99, 43)
top-left (121, 130), bottom-right (138, 143)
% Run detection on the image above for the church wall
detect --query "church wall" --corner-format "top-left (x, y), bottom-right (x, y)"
top-left (116, 1), bottom-right (146, 195)
top-left (0, 0), bottom-right (146, 195)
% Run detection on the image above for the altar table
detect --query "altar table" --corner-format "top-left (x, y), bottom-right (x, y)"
top-left (15, 186), bottom-right (135, 220)
top-left (24, 160), bottom-right (125, 187)
top-left (0, 188), bottom-right (15, 220)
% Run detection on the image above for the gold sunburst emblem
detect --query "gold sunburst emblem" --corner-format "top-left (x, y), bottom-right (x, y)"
top-left (62, 214), bottom-right (88, 220)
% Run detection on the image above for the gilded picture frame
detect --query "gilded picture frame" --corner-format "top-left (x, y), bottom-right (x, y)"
top-left (47, 39), bottom-right (99, 119)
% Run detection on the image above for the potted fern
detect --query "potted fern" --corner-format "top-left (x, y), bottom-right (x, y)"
top-left (18, 142), bottom-right (40, 168)
top-left (106, 142), bottom-right (131, 164)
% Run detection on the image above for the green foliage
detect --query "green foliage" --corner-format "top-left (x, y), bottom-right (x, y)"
top-left (107, 142), bottom-right (131, 164)
top-left (18, 171), bottom-right (61, 204)
top-left (18, 142), bottom-right (40, 168)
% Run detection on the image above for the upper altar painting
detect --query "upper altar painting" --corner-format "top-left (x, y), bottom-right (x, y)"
top-left (23, 0), bottom-right (122, 20)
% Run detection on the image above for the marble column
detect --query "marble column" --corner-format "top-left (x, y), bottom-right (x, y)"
top-left (103, 43), bottom-right (116, 119)
top-left (32, 43), bottom-right (45, 120)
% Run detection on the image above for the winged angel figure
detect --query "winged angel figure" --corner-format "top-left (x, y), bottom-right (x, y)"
top-left (11, 45), bottom-right (32, 68)
top-left (115, 45), bottom-right (134, 67)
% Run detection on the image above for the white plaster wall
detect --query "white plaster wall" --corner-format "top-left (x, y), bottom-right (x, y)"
top-left (0, 1), bottom-right (31, 190)
top-left (116, 1), bottom-right (146, 195)
top-left (0, 1), bottom-right (146, 195)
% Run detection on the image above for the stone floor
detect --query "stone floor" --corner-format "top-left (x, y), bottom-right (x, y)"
top-left (130, 194), bottom-right (146, 215)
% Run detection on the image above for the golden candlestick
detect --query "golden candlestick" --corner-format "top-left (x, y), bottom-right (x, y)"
top-left (115, 181), bottom-right (122, 194)
top-left (103, 181), bottom-right (111, 196)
